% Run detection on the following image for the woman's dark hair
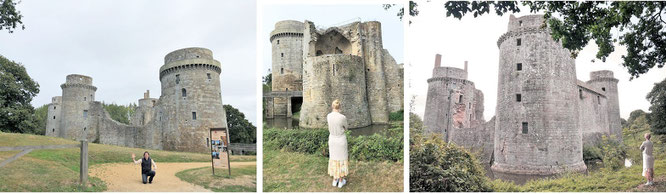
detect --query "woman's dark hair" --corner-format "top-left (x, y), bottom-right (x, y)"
top-left (143, 151), bottom-right (150, 157)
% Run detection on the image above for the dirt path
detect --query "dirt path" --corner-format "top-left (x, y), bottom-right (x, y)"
top-left (630, 175), bottom-right (665, 192)
top-left (90, 161), bottom-right (256, 192)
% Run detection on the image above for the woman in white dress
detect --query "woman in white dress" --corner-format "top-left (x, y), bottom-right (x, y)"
top-left (640, 133), bottom-right (654, 186)
top-left (327, 99), bottom-right (349, 188)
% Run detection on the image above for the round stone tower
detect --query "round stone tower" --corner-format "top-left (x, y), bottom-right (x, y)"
top-left (587, 70), bottom-right (621, 141)
top-left (270, 20), bottom-right (304, 116)
top-left (158, 47), bottom-right (228, 152)
top-left (300, 54), bottom-right (371, 128)
top-left (59, 74), bottom-right (97, 140)
top-left (424, 54), bottom-right (480, 141)
top-left (492, 15), bottom-right (586, 177)
top-left (46, 96), bottom-right (62, 137)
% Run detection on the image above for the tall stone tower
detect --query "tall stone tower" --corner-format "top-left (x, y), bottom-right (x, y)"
top-left (46, 96), bottom-right (62, 137)
top-left (158, 47), bottom-right (228, 152)
top-left (58, 74), bottom-right (97, 141)
top-left (587, 70), bottom-right (621, 141)
top-left (270, 20), bottom-right (304, 117)
top-left (492, 15), bottom-right (586, 177)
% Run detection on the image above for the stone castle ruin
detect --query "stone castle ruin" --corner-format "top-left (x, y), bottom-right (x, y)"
top-left (423, 15), bottom-right (622, 179)
top-left (264, 20), bottom-right (403, 129)
top-left (46, 47), bottom-right (229, 153)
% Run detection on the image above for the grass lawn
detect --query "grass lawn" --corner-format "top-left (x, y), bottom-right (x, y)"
top-left (263, 149), bottom-right (403, 192)
top-left (0, 132), bottom-right (255, 192)
top-left (176, 165), bottom-right (256, 192)
top-left (491, 128), bottom-right (666, 192)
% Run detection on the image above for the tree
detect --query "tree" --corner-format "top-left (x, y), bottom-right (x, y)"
top-left (647, 78), bottom-right (666, 134)
top-left (0, 55), bottom-right (39, 133)
top-left (224, 104), bottom-right (256, 144)
top-left (32, 104), bottom-right (48, 135)
top-left (262, 70), bottom-right (271, 93)
top-left (408, 1), bottom-right (666, 80)
top-left (102, 102), bottom-right (134, 124)
top-left (0, 0), bottom-right (24, 33)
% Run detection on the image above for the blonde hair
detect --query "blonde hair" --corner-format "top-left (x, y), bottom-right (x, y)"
top-left (332, 99), bottom-right (341, 110)
top-left (645, 133), bottom-right (651, 140)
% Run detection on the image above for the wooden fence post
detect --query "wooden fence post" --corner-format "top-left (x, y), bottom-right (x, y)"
top-left (79, 140), bottom-right (88, 189)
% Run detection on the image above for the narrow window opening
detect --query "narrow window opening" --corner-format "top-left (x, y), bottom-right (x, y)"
top-left (517, 38), bottom-right (522, 46)
top-left (84, 127), bottom-right (86, 131)
top-left (182, 88), bottom-right (187, 97)
top-left (459, 95), bottom-right (463, 103)
top-left (83, 110), bottom-right (88, 118)
top-left (517, 63), bottom-right (522, 71)
top-left (54, 106), bottom-right (56, 110)
top-left (52, 128), bottom-right (55, 132)
top-left (333, 64), bottom-right (336, 76)
top-left (207, 73), bottom-right (211, 80)
top-left (206, 138), bottom-right (210, 147)
top-left (522, 122), bottom-right (528, 134)
top-left (602, 87), bottom-right (606, 91)
top-left (277, 40), bottom-right (280, 44)
top-left (516, 94), bottom-right (522, 102)
top-left (281, 53), bottom-right (284, 57)
top-left (519, 20), bottom-right (523, 26)
top-left (280, 68), bottom-right (284, 74)
top-left (192, 112), bottom-right (197, 120)
top-left (598, 95), bottom-right (601, 104)
top-left (579, 89), bottom-right (583, 99)
top-left (84, 97), bottom-right (86, 101)
top-left (53, 116), bottom-right (56, 119)
top-left (176, 74), bottom-right (180, 84)
top-left (468, 103), bottom-right (471, 109)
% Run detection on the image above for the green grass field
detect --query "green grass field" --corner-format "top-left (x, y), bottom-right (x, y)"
top-left (176, 165), bottom-right (257, 192)
top-left (0, 132), bottom-right (255, 192)
top-left (263, 149), bottom-right (403, 192)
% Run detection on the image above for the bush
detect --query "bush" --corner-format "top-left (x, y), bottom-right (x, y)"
top-left (583, 144), bottom-right (603, 163)
top-left (263, 127), bottom-right (403, 162)
top-left (600, 135), bottom-right (627, 170)
top-left (410, 135), bottom-right (492, 192)
top-left (389, 110), bottom-right (404, 121)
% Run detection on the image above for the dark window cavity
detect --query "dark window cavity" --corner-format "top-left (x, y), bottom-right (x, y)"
top-left (182, 88), bottom-right (187, 97)
top-left (517, 38), bottom-right (522, 46)
top-left (602, 87), bottom-right (606, 91)
top-left (207, 73), bottom-right (211, 80)
top-left (522, 122), bottom-right (528, 134)
top-left (192, 112), bottom-right (197, 120)
top-left (281, 53), bottom-right (284, 57)
top-left (517, 63), bottom-right (522, 71)
top-left (579, 89), bottom-right (583, 99)
top-left (516, 94), bottom-right (522, 102)
top-left (176, 74), bottom-right (180, 84)
top-left (459, 95), bottom-right (463, 103)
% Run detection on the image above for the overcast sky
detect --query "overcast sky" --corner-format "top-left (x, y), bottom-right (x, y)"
top-left (409, 0), bottom-right (666, 120)
top-left (259, 1), bottom-right (404, 75)
top-left (0, 0), bottom-right (257, 124)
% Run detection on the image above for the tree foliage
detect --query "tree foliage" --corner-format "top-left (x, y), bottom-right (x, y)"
top-left (647, 78), bottom-right (666, 135)
top-left (404, 1), bottom-right (666, 79)
top-left (0, 0), bottom-right (24, 33)
top-left (102, 102), bottom-right (135, 125)
top-left (32, 104), bottom-right (48, 135)
top-left (224, 104), bottom-right (256, 144)
top-left (0, 55), bottom-right (39, 133)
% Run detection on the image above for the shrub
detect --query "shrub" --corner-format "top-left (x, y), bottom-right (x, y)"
top-left (600, 135), bottom-right (627, 170)
top-left (263, 127), bottom-right (403, 162)
top-left (389, 110), bottom-right (404, 121)
top-left (410, 135), bottom-right (492, 192)
top-left (583, 144), bottom-right (602, 163)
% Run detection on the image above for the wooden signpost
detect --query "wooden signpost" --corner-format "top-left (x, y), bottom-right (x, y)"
top-left (209, 127), bottom-right (231, 176)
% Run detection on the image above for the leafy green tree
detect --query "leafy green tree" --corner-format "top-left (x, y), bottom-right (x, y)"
top-left (262, 71), bottom-right (271, 93)
top-left (32, 104), bottom-right (48, 134)
top-left (102, 102), bottom-right (134, 124)
top-left (408, 1), bottom-right (666, 79)
top-left (0, 55), bottom-right (39, 133)
top-left (224, 104), bottom-right (256, 144)
top-left (628, 109), bottom-right (647, 124)
top-left (647, 78), bottom-right (666, 134)
top-left (0, 0), bottom-right (24, 33)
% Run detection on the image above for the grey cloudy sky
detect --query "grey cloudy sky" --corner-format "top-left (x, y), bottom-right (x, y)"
top-left (260, 2), bottom-right (405, 74)
top-left (409, 0), bottom-right (666, 120)
top-left (0, 0), bottom-right (257, 124)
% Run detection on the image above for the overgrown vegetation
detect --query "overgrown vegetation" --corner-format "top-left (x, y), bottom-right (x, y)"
top-left (389, 110), bottom-right (404, 121)
top-left (409, 113), bottom-right (491, 192)
top-left (647, 78), bottom-right (666, 134)
top-left (263, 123), bottom-right (403, 162)
top-left (101, 102), bottom-right (135, 124)
top-left (0, 55), bottom-right (40, 134)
